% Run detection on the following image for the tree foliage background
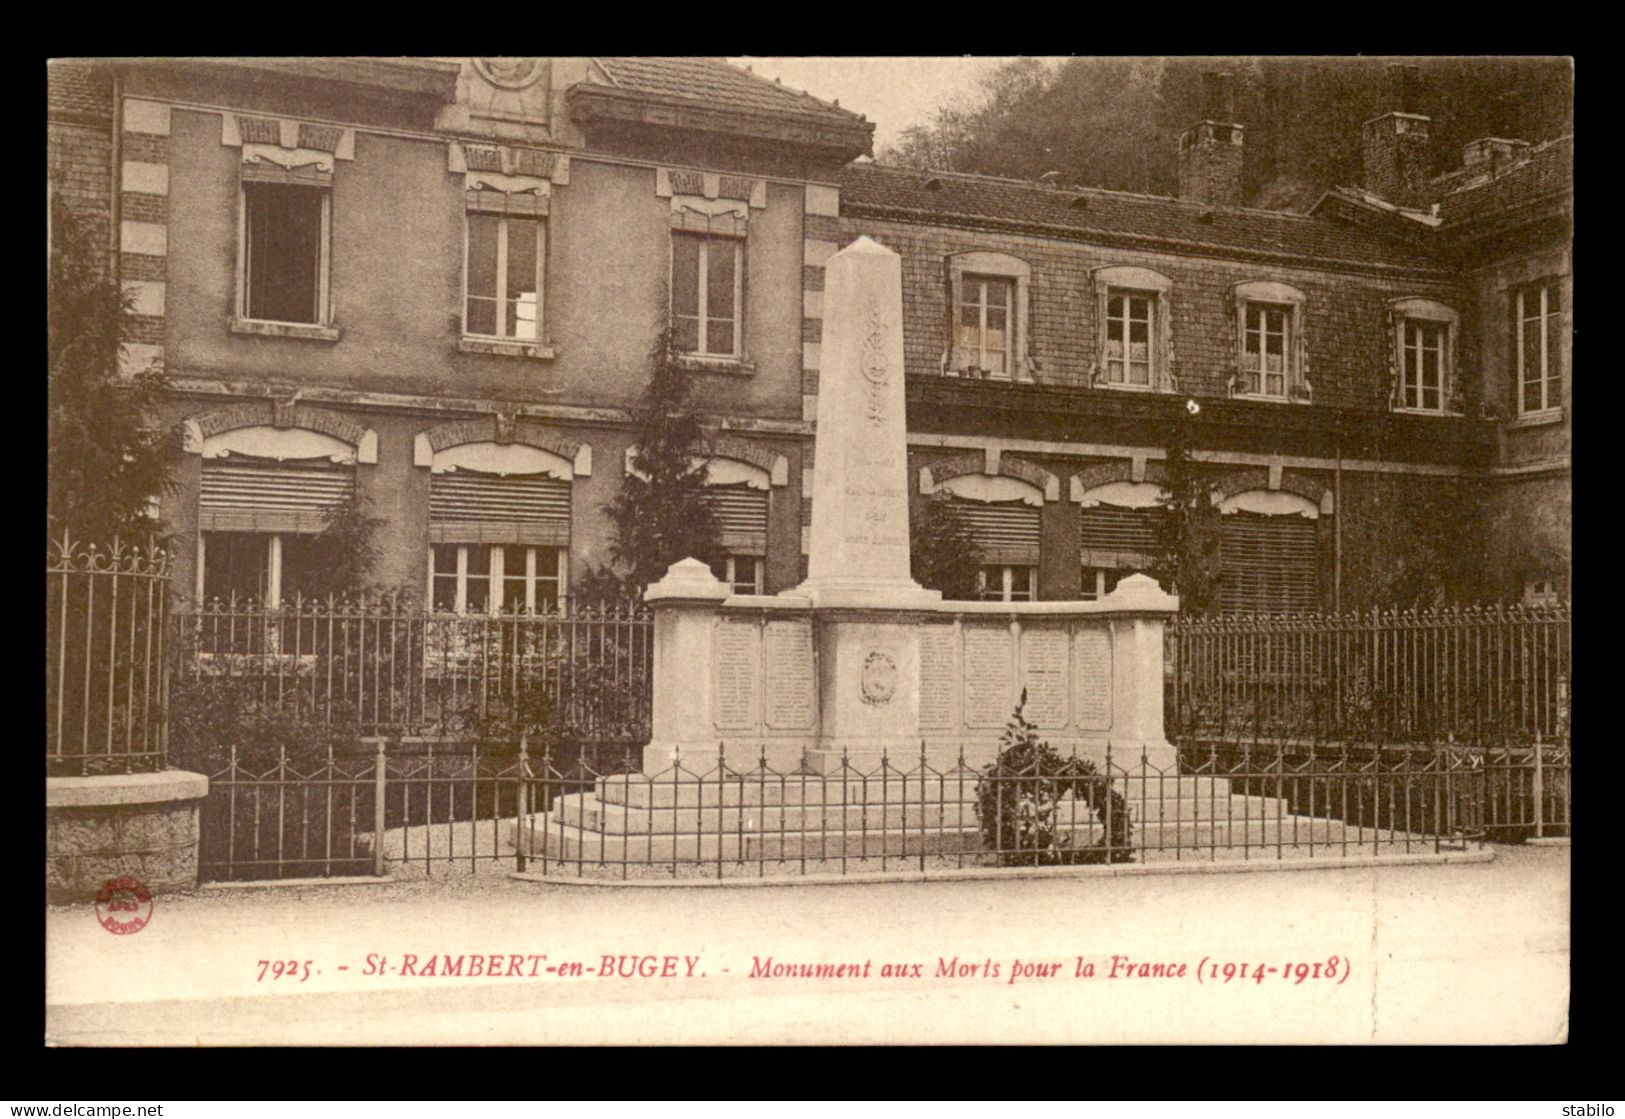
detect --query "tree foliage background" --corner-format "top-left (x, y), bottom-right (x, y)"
top-left (909, 491), bottom-right (983, 599)
top-left (48, 196), bottom-right (179, 544)
top-left (577, 330), bottom-right (722, 603)
top-left (881, 58), bottom-right (1571, 211)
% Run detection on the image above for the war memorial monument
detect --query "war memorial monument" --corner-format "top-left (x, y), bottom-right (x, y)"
top-left (519, 237), bottom-right (1206, 865)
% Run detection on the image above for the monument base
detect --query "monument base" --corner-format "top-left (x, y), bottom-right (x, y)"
top-left (513, 769), bottom-right (1401, 869)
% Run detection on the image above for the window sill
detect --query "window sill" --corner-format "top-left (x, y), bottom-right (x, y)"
top-left (675, 354), bottom-right (755, 376)
top-left (1508, 408), bottom-right (1565, 429)
top-left (459, 337), bottom-right (557, 360)
top-left (1229, 392), bottom-right (1302, 405)
top-left (944, 369), bottom-right (1035, 385)
top-left (1390, 407), bottom-right (1464, 418)
top-left (231, 318), bottom-right (341, 342)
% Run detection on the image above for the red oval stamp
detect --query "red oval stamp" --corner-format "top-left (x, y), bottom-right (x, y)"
top-left (94, 877), bottom-right (152, 935)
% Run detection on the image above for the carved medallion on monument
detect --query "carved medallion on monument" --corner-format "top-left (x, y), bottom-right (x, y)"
top-left (859, 649), bottom-right (898, 706)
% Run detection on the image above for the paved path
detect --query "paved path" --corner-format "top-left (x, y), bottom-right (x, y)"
top-left (45, 845), bottom-right (1568, 1046)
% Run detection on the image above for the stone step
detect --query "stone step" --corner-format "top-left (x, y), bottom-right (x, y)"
top-left (553, 791), bottom-right (1287, 835)
top-left (509, 813), bottom-right (1382, 863)
top-left (592, 772), bottom-right (1236, 808)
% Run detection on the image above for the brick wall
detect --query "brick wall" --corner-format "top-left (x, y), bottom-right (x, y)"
top-left (849, 215), bottom-right (1466, 414)
top-left (47, 62), bottom-right (114, 273)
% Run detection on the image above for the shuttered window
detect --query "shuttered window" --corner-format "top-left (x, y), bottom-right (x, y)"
top-left (701, 483), bottom-right (769, 555)
top-left (952, 498), bottom-right (1041, 566)
top-left (1219, 511), bottom-right (1319, 614)
top-left (428, 471), bottom-right (571, 546)
top-left (199, 457), bottom-right (354, 533)
top-left (1079, 504), bottom-right (1164, 568)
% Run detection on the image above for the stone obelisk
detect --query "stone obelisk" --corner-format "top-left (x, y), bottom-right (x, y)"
top-left (793, 237), bottom-right (939, 769)
top-left (797, 236), bottom-right (940, 610)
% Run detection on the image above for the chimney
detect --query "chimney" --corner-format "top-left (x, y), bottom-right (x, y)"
top-left (1362, 64), bottom-right (1433, 208)
top-left (1178, 71), bottom-right (1244, 208)
top-left (1462, 136), bottom-right (1531, 172)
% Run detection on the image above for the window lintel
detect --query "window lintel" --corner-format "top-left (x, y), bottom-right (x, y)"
top-left (1093, 265), bottom-right (1173, 294)
top-left (1232, 279), bottom-right (1306, 307)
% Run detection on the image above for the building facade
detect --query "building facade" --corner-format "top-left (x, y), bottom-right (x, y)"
top-left (47, 59), bottom-right (1571, 612)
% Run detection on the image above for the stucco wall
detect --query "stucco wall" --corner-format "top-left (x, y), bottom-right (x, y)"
top-left (161, 107), bottom-right (807, 421)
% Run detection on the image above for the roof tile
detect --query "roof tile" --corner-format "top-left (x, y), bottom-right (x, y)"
top-left (840, 163), bottom-right (1446, 271)
top-left (593, 57), bottom-right (862, 125)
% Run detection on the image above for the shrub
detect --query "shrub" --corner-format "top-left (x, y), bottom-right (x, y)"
top-left (974, 691), bottom-right (1133, 866)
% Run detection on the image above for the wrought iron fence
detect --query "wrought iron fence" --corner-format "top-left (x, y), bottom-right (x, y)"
top-left (47, 536), bottom-right (171, 777)
top-left (1168, 603), bottom-right (1570, 745)
top-left (193, 739), bottom-right (1485, 883)
top-left (170, 595), bottom-right (654, 749)
top-left (1167, 603), bottom-right (1571, 839)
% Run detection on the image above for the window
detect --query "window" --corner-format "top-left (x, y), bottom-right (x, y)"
top-left (431, 544), bottom-right (566, 614)
top-left (1400, 319), bottom-right (1446, 411)
top-left (1080, 566), bottom-right (1123, 601)
top-left (672, 232), bottom-right (742, 358)
top-left (1231, 281), bottom-right (1307, 401)
top-left (712, 555), bottom-right (763, 596)
top-left (465, 213), bottom-right (543, 340)
top-left (976, 565), bottom-right (1035, 602)
top-left (1241, 303), bottom-right (1292, 398)
top-left (1515, 279), bottom-right (1564, 415)
top-left (200, 531), bottom-right (322, 607)
top-left (241, 182), bottom-right (328, 325)
top-left (1104, 291), bottom-right (1155, 387)
top-left (955, 275), bottom-right (1014, 378)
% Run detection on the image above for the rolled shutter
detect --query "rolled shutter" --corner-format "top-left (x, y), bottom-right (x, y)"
top-left (429, 470), bottom-right (571, 546)
top-left (1079, 504), bottom-right (1164, 569)
top-left (200, 457), bottom-right (354, 533)
top-left (1219, 511), bottom-right (1318, 613)
top-left (953, 498), bottom-right (1041, 566)
top-left (702, 483), bottom-right (769, 555)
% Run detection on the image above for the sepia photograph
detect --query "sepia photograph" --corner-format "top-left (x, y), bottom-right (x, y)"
top-left (45, 54), bottom-right (1571, 1047)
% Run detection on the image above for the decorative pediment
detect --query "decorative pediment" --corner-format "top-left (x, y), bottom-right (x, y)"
top-left (222, 115), bottom-right (355, 181)
top-left (623, 442), bottom-right (787, 489)
top-left (414, 417), bottom-right (590, 476)
top-left (184, 403), bottom-right (375, 463)
top-left (656, 168), bottom-right (767, 229)
top-left (449, 141), bottom-right (569, 209)
top-left (918, 451), bottom-right (1058, 502)
top-left (1219, 489), bottom-right (1321, 519)
top-left (1069, 459), bottom-right (1170, 499)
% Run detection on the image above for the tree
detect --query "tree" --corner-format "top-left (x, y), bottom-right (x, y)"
top-left (1151, 403), bottom-right (1222, 612)
top-left (296, 493), bottom-right (386, 603)
top-left (48, 196), bottom-right (178, 544)
top-left (1337, 474), bottom-right (1492, 609)
top-left (909, 491), bottom-right (982, 599)
top-left (591, 330), bottom-right (723, 597)
top-left (878, 58), bottom-right (1571, 211)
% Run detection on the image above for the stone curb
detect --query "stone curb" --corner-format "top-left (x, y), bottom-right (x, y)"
top-left (202, 876), bottom-right (398, 890)
top-left (508, 846), bottom-right (1496, 889)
